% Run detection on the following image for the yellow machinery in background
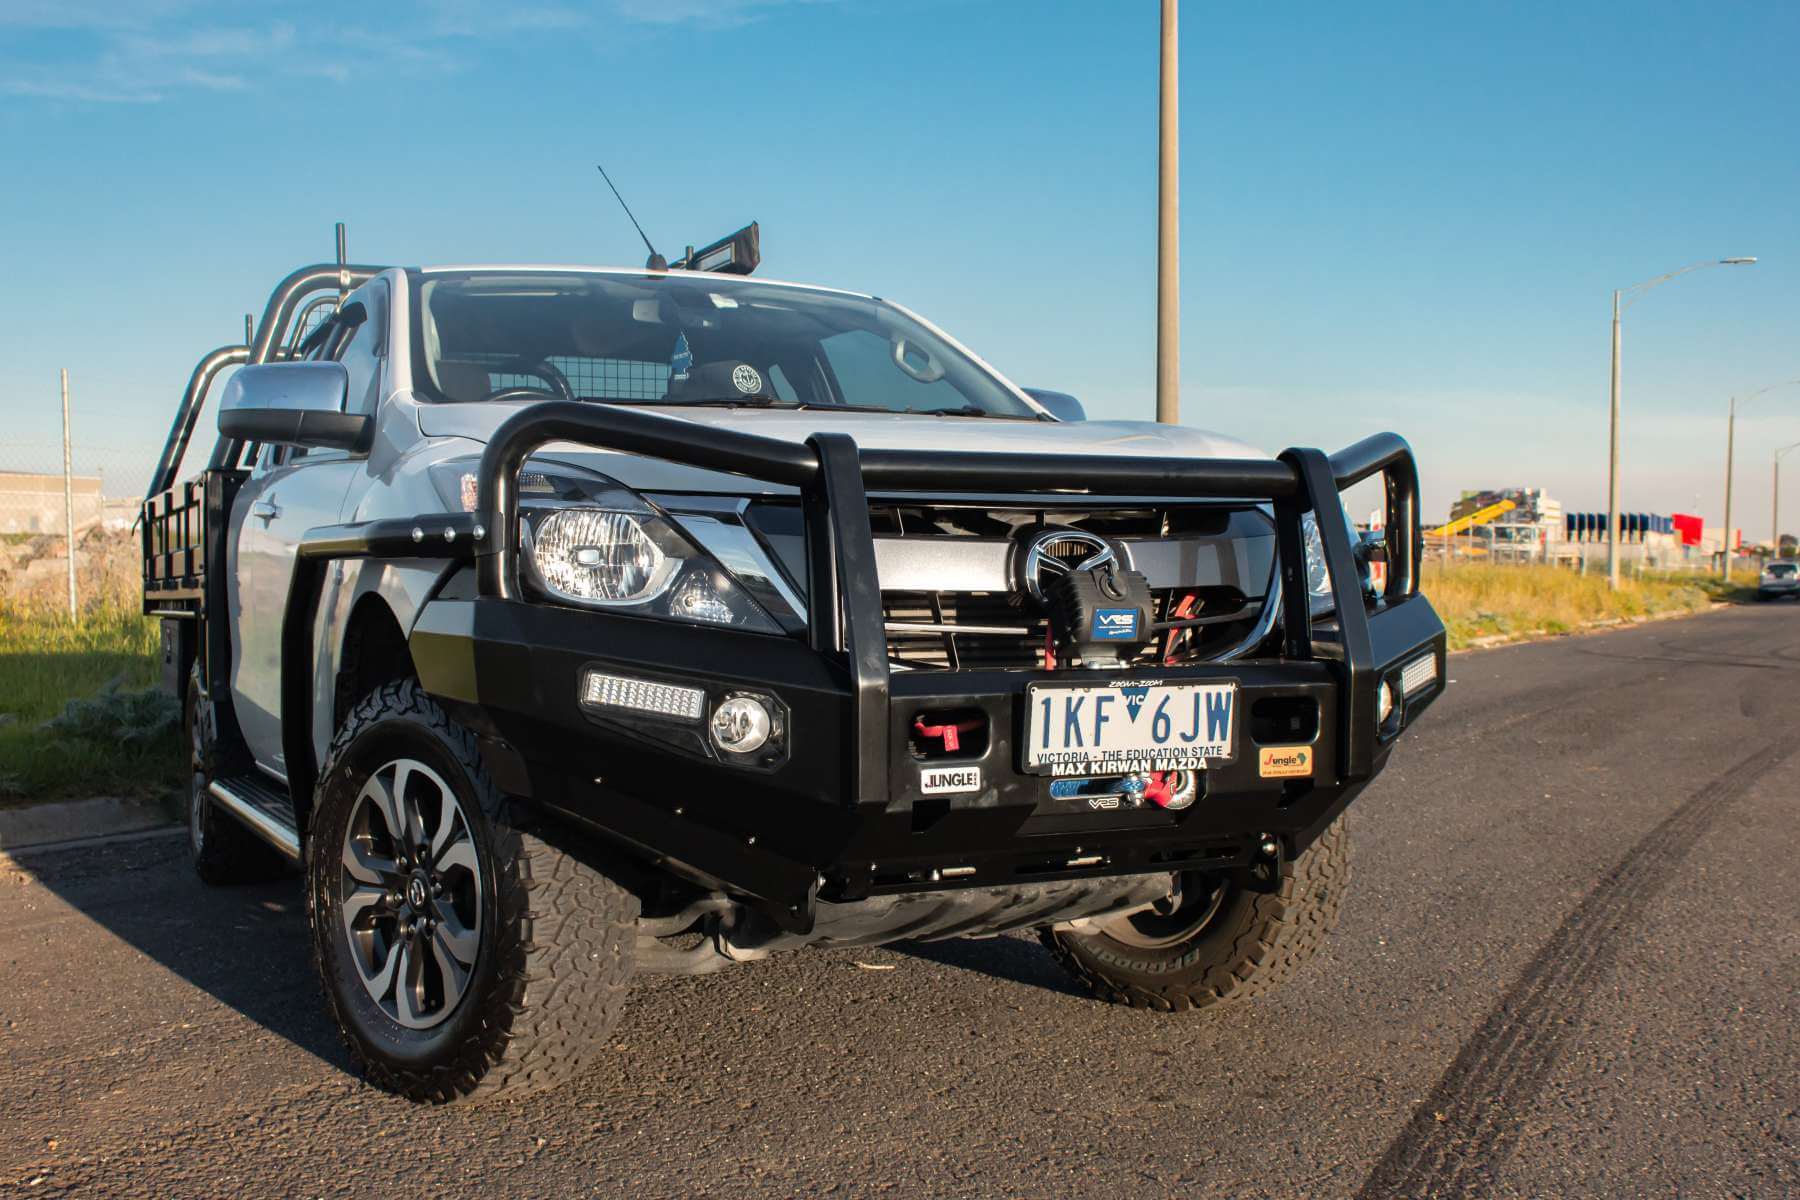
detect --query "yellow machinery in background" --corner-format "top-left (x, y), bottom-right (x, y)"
top-left (1429, 499), bottom-right (1517, 539)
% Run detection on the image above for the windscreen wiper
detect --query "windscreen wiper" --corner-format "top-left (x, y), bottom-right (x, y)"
top-left (598, 396), bottom-right (800, 409)
top-left (904, 404), bottom-right (1035, 419)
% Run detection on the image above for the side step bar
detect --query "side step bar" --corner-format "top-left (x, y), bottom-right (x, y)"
top-left (208, 774), bottom-right (301, 861)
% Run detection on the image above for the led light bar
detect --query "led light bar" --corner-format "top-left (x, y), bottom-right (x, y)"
top-left (579, 670), bottom-right (705, 722)
top-left (1399, 653), bottom-right (1438, 699)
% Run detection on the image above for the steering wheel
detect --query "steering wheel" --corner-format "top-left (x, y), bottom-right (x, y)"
top-left (480, 357), bottom-right (575, 402)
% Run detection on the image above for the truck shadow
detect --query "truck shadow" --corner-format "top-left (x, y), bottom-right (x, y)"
top-left (888, 931), bottom-right (1089, 999)
top-left (8, 831), bottom-right (353, 1074)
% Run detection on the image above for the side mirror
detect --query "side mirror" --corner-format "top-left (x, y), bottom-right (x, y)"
top-left (1022, 388), bottom-right (1086, 422)
top-left (217, 362), bottom-right (371, 451)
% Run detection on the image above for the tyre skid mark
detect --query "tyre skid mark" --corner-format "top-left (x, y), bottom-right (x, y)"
top-left (1355, 738), bottom-right (1797, 1199)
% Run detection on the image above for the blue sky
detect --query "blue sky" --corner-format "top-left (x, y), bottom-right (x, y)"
top-left (1, 1), bottom-right (1795, 530)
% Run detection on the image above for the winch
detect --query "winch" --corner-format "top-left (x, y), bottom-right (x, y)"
top-left (1038, 547), bottom-right (1156, 668)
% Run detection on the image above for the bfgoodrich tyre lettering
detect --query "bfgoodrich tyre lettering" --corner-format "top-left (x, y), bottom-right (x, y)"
top-left (1042, 816), bottom-right (1350, 1012)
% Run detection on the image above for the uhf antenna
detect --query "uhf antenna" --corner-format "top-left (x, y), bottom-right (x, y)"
top-left (596, 164), bottom-right (667, 271)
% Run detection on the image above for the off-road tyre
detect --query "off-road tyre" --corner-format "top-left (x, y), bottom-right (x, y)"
top-left (1041, 816), bottom-right (1350, 1012)
top-left (307, 679), bottom-right (638, 1103)
top-left (185, 663), bottom-right (287, 885)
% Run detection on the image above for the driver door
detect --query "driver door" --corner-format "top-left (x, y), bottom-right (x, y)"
top-left (230, 282), bottom-right (386, 775)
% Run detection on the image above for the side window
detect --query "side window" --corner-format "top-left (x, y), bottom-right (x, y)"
top-left (335, 281), bottom-right (388, 417)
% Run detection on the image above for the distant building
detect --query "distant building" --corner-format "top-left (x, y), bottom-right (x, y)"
top-left (0, 470), bottom-right (104, 534)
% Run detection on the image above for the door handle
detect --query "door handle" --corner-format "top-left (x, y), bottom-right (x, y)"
top-left (251, 497), bottom-right (281, 524)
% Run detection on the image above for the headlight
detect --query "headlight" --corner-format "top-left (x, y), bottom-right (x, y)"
top-left (529, 508), bottom-right (674, 603)
top-left (1300, 509), bottom-right (1369, 617)
top-left (429, 458), bottom-right (781, 633)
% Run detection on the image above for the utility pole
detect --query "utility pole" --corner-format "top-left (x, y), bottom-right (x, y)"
top-left (1720, 378), bottom-right (1800, 580)
top-left (1723, 396), bottom-right (1736, 577)
top-left (1155, 0), bottom-right (1179, 425)
top-left (1772, 440), bottom-right (1800, 563)
top-left (1605, 257), bottom-right (1754, 588)
top-left (60, 368), bottom-right (76, 620)
top-left (1606, 289), bottom-right (1622, 587)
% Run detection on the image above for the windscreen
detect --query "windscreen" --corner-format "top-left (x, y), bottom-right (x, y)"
top-left (1768, 563), bottom-right (1796, 578)
top-left (412, 272), bottom-right (1037, 418)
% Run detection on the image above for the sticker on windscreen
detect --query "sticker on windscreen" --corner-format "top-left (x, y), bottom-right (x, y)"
top-left (669, 332), bottom-right (693, 382)
top-left (732, 363), bottom-right (764, 395)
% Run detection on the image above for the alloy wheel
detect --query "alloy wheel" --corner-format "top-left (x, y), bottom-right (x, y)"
top-left (338, 758), bottom-right (484, 1030)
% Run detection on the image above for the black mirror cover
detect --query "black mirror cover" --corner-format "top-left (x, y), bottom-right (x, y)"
top-left (1022, 388), bottom-right (1086, 422)
top-left (218, 406), bottom-right (372, 451)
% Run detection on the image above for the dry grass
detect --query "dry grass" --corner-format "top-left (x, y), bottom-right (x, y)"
top-left (1421, 563), bottom-right (1737, 650)
top-left (0, 529), bottom-right (182, 806)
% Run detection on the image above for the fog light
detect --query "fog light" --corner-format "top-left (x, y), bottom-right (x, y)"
top-left (711, 695), bottom-right (772, 754)
top-left (1400, 652), bottom-right (1438, 698)
top-left (580, 670), bottom-right (705, 721)
top-left (1376, 680), bottom-right (1395, 725)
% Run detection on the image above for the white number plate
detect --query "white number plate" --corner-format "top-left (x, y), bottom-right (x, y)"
top-left (1023, 681), bottom-right (1237, 776)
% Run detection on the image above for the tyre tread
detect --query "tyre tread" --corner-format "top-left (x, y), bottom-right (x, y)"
top-left (306, 679), bottom-right (636, 1103)
top-left (1042, 817), bottom-right (1350, 1012)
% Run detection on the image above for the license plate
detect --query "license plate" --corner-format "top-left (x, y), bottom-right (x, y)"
top-left (1023, 681), bottom-right (1237, 776)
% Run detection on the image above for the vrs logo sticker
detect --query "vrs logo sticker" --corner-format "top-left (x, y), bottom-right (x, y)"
top-left (1092, 608), bottom-right (1138, 640)
top-left (1258, 745), bottom-right (1313, 779)
top-left (920, 766), bottom-right (982, 795)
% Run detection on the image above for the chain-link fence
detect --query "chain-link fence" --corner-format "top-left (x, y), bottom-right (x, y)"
top-left (0, 442), bottom-right (147, 534)
top-left (0, 439), bottom-right (153, 618)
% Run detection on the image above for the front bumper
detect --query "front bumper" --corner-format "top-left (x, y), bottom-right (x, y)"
top-left (410, 587), bottom-right (1443, 930)
top-left (285, 403), bottom-right (1444, 932)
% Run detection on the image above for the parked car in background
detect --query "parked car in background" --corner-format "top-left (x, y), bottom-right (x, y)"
top-left (1758, 559), bottom-right (1799, 601)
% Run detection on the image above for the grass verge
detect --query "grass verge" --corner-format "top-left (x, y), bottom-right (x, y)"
top-left (1422, 563), bottom-right (1746, 651)
top-left (0, 597), bottom-right (183, 808)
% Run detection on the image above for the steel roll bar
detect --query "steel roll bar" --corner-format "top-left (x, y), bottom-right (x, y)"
top-left (247, 261), bottom-right (386, 366)
top-left (148, 344), bottom-right (250, 499)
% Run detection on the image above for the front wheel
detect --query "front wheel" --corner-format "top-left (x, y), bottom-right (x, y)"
top-left (1041, 817), bottom-right (1350, 1012)
top-left (307, 680), bottom-right (638, 1102)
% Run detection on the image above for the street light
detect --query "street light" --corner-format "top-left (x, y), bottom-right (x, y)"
top-left (1722, 378), bottom-right (1800, 578)
top-left (1155, 0), bottom-right (1179, 424)
top-left (1772, 439), bottom-right (1800, 562)
top-left (1607, 257), bottom-right (1757, 589)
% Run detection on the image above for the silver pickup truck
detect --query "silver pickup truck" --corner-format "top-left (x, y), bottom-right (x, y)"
top-left (142, 229), bottom-right (1445, 1102)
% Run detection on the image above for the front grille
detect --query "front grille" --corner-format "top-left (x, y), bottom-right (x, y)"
top-left (869, 502), bottom-right (1268, 671)
top-left (742, 499), bottom-right (1273, 672)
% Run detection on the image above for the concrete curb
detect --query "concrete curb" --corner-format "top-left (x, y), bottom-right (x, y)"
top-left (0, 796), bottom-right (177, 851)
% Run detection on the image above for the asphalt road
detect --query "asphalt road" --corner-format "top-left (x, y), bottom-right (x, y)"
top-left (3, 605), bottom-right (1797, 1198)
